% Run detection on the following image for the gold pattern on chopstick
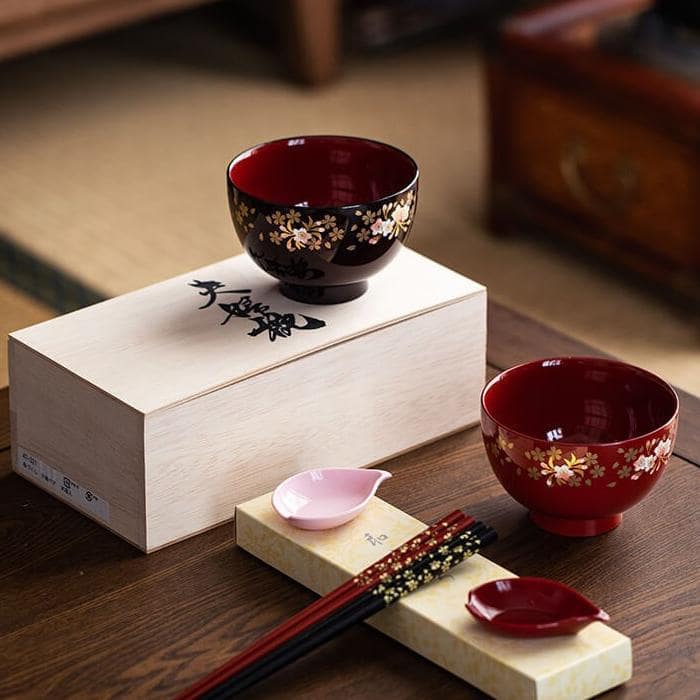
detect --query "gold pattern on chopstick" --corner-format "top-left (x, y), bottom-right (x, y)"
top-left (370, 530), bottom-right (489, 606)
top-left (353, 520), bottom-right (465, 586)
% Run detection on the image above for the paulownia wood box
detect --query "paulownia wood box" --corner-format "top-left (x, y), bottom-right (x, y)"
top-left (9, 248), bottom-right (486, 551)
top-left (236, 493), bottom-right (632, 700)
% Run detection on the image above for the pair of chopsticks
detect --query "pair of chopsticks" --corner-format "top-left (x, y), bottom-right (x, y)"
top-left (178, 510), bottom-right (496, 699)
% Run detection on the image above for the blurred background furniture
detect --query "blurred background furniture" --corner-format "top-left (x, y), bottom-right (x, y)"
top-left (0, 1), bottom-right (214, 62)
top-left (0, 1), bottom-right (522, 84)
top-left (487, 0), bottom-right (700, 302)
top-left (0, 0), bottom-right (342, 84)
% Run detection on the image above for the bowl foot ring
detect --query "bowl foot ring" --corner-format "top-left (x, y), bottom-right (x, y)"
top-left (530, 511), bottom-right (623, 537)
top-left (280, 280), bottom-right (368, 305)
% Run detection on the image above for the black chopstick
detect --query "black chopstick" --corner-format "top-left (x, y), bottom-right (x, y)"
top-left (203, 522), bottom-right (497, 699)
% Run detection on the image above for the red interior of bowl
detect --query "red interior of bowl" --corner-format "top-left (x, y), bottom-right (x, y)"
top-left (482, 357), bottom-right (677, 444)
top-left (228, 136), bottom-right (417, 207)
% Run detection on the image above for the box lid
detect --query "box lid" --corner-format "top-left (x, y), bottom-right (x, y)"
top-left (10, 248), bottom-right (484, 413)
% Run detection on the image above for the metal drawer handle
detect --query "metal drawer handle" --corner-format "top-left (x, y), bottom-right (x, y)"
top-left (560, 137), bottom-right (638, 215)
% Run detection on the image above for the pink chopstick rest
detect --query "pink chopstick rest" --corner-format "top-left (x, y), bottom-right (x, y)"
top-left (272, 468), bottom-right (392, 530)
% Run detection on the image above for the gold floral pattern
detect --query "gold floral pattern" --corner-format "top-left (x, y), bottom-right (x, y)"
top-left (583, 452), bottom-right (599, 467)
top-left (355, 191), bottom-right (415, 246)
top-left (496, 429), bottom-right (513, 463)
top-left (233, 200), bottom-right (256, 230)
top-left (488, 429), bottom-right (674, 490)
top-left (356, 228), bottom-right (371, 243)
top-left (546, 446), bottom-right (563, 461)
top-left (616, 464), bottom-right (631, 479)
top-left (328, 226), bottom-right (345, 242)
top-left (233, 188), bottom-right (416, 251)
top-left (525, 447), bottom-right (545, 462)
top-left (497, 431), bottom-right (513, 451)
top-left (619, 446), bottom-right (639, 463)
top-left (539, 453), bottom-right (587, 487)
top-left (590, 464), bottom-right (605, 478)
top-left (272, 214), bottom-right (324, 251)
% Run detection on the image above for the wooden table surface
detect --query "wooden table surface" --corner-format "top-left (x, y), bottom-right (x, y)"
top-left (1, 301), bottom-right (698, 699)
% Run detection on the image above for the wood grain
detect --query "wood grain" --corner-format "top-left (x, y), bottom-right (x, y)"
top-left (9, 338), bottom-right (147, 548)
top-left (10, 250), bottom-right (482, 413)
top-left (1, 427), bottom-right (698, 698)
top-left (145, 295), bottom-right (485, 550)
top-left (0, 304), bottom-right (698, 699)
top-left (8, 250), bottom-right (485, 550)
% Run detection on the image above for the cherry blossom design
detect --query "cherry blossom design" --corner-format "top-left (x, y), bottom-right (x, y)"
top-left (235, 189), bottom-right (415, 250)
top-left (492, 429), bottom-right (674, 490)
top-left (539, 453), bottom-right (587, 487)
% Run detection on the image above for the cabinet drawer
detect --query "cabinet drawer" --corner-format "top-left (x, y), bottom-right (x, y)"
top-left (506, 77), bottom-right (700, 266)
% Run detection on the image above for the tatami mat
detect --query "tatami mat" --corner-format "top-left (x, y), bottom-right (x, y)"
top-left (0, 10), bottom-right (698, 393)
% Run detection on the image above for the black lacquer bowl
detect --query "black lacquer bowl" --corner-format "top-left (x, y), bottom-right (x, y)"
top-left (227, 135), bottom-right (419, 304)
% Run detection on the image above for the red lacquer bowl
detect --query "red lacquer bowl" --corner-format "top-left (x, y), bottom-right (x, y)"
top-left (481, 357), bottom-right (679, 536)
top-left (466, 577), bottom-right (609, 637)
top-left (227, 136), bottom-right (419, 304)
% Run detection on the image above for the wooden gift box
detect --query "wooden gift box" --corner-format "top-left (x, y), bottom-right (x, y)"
top-left (487, 0), bottom-right (700, 302)
top-left (9, 249), bottom-right (486, 552)
top-left (236, 493), bottom-right (632, 700)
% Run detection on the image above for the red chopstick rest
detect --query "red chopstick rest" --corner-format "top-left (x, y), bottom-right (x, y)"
top-left (466, 577), bottom-right (609, 637)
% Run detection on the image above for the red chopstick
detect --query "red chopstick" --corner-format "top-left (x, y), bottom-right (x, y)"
top-left (177, 510), bottom-right (474, 699)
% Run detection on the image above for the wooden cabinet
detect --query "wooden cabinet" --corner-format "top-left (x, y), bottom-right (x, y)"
top-left (487, 0), bottom-right (700, 300)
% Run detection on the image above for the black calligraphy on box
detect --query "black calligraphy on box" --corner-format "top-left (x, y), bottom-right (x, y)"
top-left (189, 280), bottom-right (326, 342)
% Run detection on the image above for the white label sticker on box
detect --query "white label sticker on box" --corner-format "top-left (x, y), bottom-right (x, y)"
top-left (16, 447), bottom-right (110, 524)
